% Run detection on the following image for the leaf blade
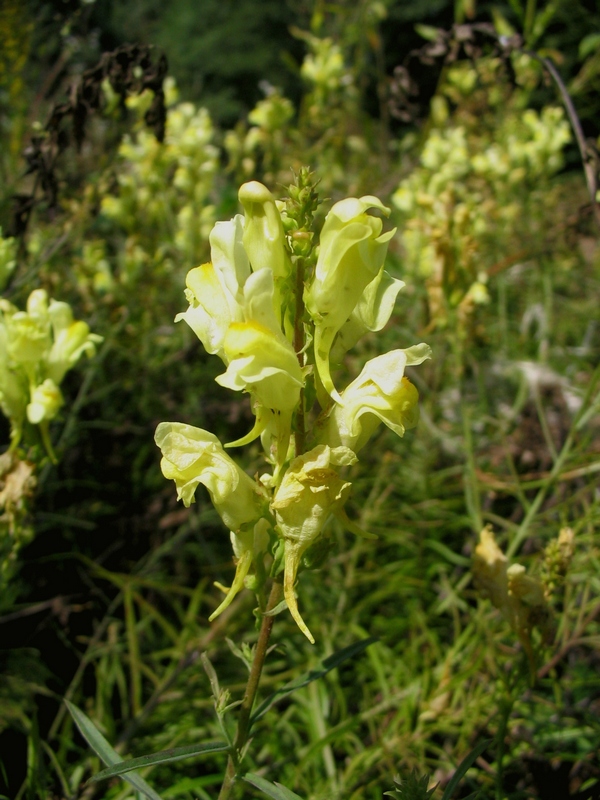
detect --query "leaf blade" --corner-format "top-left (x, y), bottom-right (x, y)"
top-left (242, 772), bottom-right (304, 800)
top-left (440, 739), bottom-right (492, 800)
top-left (90, 741), bottom-right (231, 782)
top-left (250, 636), bottom-right (377, 726)
top-left (64, 699), bottom-right (164, 800)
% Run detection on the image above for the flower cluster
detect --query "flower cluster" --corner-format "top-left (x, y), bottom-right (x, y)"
top-left (156, 177), bottom-right (430, 642)
top-left (0, 289), bottom-right (102, 453)
top-left (96, 81), bottom-right (219, 289)
top-left (392, 59), bottom-right (571, 330)
top-left (473, 526), bottom-right (566, 673)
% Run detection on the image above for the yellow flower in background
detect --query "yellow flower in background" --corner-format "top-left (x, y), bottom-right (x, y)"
top-left (0, 290), bottom-right (101, 450)
top-left (4, 291), bottom-right (49, 364)
top-left (0, 316), bottom-right (27, 443)
top-left (47, 301), bottom-right (102, 385)
top-left (304, 196), bottom-right (396, 401)
top-left (26, 378), bottom-right (63, 425)
top-left (317, 344), bottom-right (431, 453)
top-left (473, 526), bottom-right (556, 674)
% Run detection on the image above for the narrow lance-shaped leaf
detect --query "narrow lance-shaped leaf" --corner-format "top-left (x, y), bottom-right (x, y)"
top-left (250, 637), bottom-right (377, 726)
top-left (242, 772), bottom-right (305, 800)
top-left (440, 739), bottom-right (492, 800)
top-left (90, 741), bottom-right (231, 782)
top-left (64, 699), bottom-right (164, 800)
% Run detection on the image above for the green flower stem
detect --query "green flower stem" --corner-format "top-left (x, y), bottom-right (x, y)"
top-left (217, 579), bottom-right (284, 800)
top-left (293, 255), bottom-right (306, 457)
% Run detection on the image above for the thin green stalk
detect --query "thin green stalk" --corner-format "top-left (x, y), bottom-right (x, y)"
top-left (123, 582), bottom-right (142, 718)
top-left (463, 406), bottom-right (483, 533)
top-left (523, 0), bottom-right (537, 45)
top-left (495, 694), bottom-right (514, 800)
top-left (217, 580), bottom-right (284, 800)
top-left (294, 254), bottom-right (306, 457)
top-left (507, 364), bottom-right (600, 558)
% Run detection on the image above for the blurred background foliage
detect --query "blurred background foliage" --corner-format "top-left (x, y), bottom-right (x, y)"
top-left (1, 0), bottom-right (600, 798)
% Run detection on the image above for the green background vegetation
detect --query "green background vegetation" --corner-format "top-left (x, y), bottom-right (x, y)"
top-left (1, 0), bottom-right (599, 798)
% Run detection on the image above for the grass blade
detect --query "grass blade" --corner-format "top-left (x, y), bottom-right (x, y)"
top-left (64, 699), bottom-right (164, 800)
top-left (90, 741), bottom-right (230, 781)
top-left (242, 772), bottom-right (304, 800)
top-left (250, 636), bottom-right (377, 726)
top-left (440, 739), bottom-right (492, 800)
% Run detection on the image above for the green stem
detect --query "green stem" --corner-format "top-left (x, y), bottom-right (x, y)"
top-left (506, 362), bottom-right (600, 559)
top-left (495, 696), bottom-right (512, 800)
top-left (293, 255), bottom-right (306, 457)
top-left (217, 580), bottom-right (284, 800)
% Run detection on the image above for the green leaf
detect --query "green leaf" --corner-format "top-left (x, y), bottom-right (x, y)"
top-left (242, 773), bottom-right (304, 800)
top-left (424, 539), bottom-right (470, 567)
top-left (580, 33), bottom-right (600, 60)
top-left (440, 739), bottom-right (492, 800)
top-left (90, 741), bottom-right (231, 782)
top-left (250, 637), bottom-right (377, 726)
top-left (64, 699), bottom-right (164, 800)
top-left (414, 24), bottom-right (440, 42)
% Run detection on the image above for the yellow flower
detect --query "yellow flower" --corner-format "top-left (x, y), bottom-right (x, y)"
top-left (238, 181), bottom-right (292, 327)
top-left (155, 422), bottom-right (264, 525)
top-left (473, 526), bottom-right (555, 673)
top-left (305, 196), bottom-right (396, 401)
top-left (175, 215), bottom-right (248, 359)
top-left (271, 445), bottom-right (356, 642)
top-left (27, 378), bottom-right (63, 425)
top-left (4, 291), bottom-right (50, 364)
top-left (218, 318), bottom-right (303, 467)
top-left (155, 422), bottom-right (272, 619)
top-left (46, 301), bottom-right (102, 384)
top-left (317, 344), bottom-right (431, 453)
top-left (176, 261), bottom-right (242, 359)
top-left (330, 268), bottom-right (405, 364)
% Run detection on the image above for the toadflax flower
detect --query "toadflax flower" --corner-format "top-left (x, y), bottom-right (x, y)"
top-left (175, 215), bottom-right (248, 360)
top-left (238, 181), bottom-right (292, 330)
top-left (0, 290), bottom-right (101, 450)
top-left (46, 300), bottom-right (103, 385)
top-left (317, 344), bottom-right (431, 453)
top-left (473, 525), bottom-right (555, 673)
top-left (27, 378), bottom-right (63, 425)
top-left (175, 191), bottom-right (303, 468)
top-left (304, 196), bottom-right (396, 402)
top-left (270, 444), bottom-right (357, 643)
top-left (216, 268), bottom-right (304, 468)
top-left (155, 422), bottom-right (270, 617)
